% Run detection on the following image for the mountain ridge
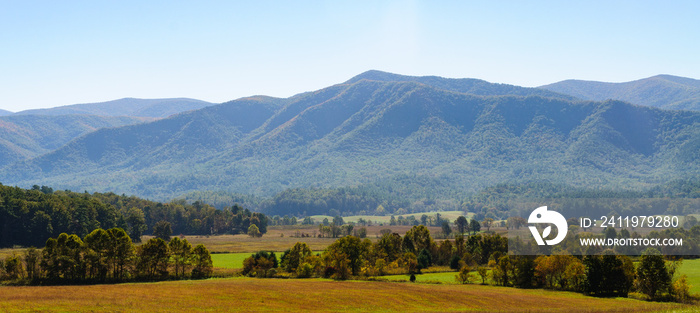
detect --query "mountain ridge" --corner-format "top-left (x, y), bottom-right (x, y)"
top-left (0, 114), bottom-right (151, 168)
top-left (14, 97), bottom-right (215, 118)
top-left (539, 74), bottom-right (700, 111)
top-left (347, 70), bottom-right (578, 100)
top-left (3, 73), bottom-right (700, 202)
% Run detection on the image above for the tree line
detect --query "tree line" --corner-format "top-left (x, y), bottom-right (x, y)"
top-left (242, 225), bottom-right (691, 303)
top-left (0, 227), bottom-right (213, 284)
top-left (0, 184), bottom-right (268, 248)
top-left (180, 179), bottom-right (700, 221)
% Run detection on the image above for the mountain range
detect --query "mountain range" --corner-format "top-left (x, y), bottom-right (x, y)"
top-left (539, 75), bottom-right (700, 111)
top-left (2, 71), bottom-right (700, 203)
top-left (0, 115), bottom-right (150, 168)
top-left (12, 97), bottom-right (214, 118)
top-left (0, 109), bottom-right (12, 116)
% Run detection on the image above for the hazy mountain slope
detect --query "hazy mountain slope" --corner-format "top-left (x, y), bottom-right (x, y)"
top-left (0, 109), bottom-right (12, 116)
top-left (3, 73), bottom-right (700, 201)
top-left (2, 96), bottom-right (284, 196)
top-left (14, 98), bottom-right (214, 118)
top-left (347, 70), bottom-right (577, 100)
top-left (0, 115), bottom-right (150, 168)
top-left (539, 75), bottom-right (700, 110)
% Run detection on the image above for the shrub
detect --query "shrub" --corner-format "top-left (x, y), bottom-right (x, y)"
top-left (296, 263), bottom-right (314, 278)
top-left (672, 274), bottom-right (691, 303)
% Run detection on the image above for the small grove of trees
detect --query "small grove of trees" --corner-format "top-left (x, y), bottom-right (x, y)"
top-left (486, 249), bottom-right (689, 303)
top-left (240, 225), bottom-right (508, 282)
top-left (242, 251), bottom-right (278, 278)
top-left (0, 228), bottom-right (212, 285)
top-left (583, 252), bottom-right (635, 297)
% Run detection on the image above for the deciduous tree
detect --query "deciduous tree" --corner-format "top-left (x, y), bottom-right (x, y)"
top-left (169, 237), bottom-right (193, 278)
top-left (153, 221), bottom-right (172, 241)
top-left (636, 248), bottom-right (671, 300)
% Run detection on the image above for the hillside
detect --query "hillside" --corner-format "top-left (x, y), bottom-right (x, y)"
top-left (0, 115), bottom-right (150, 168)
top-left (347, 70), bottom-right (577, 100)
top-left (539, 75), bottom-right (700, 110)
top-left (14, 97), bottom-right (214, 118)
top-left (0, 109), bottom-right (12, 116)
top-left (2, 72), bottom-right (700, 203)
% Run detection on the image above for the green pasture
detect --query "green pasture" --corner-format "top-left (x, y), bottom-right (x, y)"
top-left (677, 258), bottom-right (700, 295)
top-left (211, 252), bottom-right (289, 269)
top-left (381, 270), bottom-right (489, 285)
top-left (211, 252), bottom-right (255, 269)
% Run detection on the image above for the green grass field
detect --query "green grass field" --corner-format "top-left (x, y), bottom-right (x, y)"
top-left (382, 270), bottom-right (491, 284)
top-left (212, 252), bottom-right (292, 269)
top-left (211, 252), bottom-right (253, 269)
top-left (678, 258), bottom-right (700, 295)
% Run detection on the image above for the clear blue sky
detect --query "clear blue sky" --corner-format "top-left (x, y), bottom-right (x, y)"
top-left (1, 1), bottom-right (699, 112)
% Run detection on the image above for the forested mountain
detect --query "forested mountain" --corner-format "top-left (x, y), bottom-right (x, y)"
top-left (539, 75), bottom-right (700, 111)
top-left (2, 71), bottom-right (700, 210)
top-left (0, 115), bottom-right (150, 168)
top-left (347, 70), bottom-right (576, 100)
top-left (0, 109), bottom-right (12, 116)
top-left (14, 98), bottom-right (214, 118)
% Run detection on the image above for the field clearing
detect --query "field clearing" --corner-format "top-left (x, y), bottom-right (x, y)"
top-left (212, 252), bottom-right (292, 269)
top-left (151, 230), bottom-right (335, 253)
top-left (383, 271), bottom-right (460, 284)
top-left (310, 210), bottom-right (471, 225)
top-left (0, 277), bottom-right (688, 313)
top-left (211, 252), bottom-right (253, 269)
top-left (0, 248), bottom-right (26, 260)
top-left (679, 258), bottom-right (700, 295)
top-left (163, 225), bottom-right (441, 253)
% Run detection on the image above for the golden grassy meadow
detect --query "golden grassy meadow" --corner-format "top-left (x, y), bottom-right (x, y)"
top-left (2, 225), bottom-right (699, 312)
top-left (0, 277), bottom-right (691, 313)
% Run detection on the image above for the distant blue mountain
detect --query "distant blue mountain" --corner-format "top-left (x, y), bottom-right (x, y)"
top-left (14, 98), bottom-right (214, 118)
top-left (540, 75), bottom-right (700, 111)
top-left (0, 114), bottom-right (150, 168)
top-left (3, 71), bottom-right (700, 202)
top-left (347, 70), bottom-right (576, 100)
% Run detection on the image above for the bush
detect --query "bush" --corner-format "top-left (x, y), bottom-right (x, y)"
top-left (672, 274), bottom-right (691, 303)
top-left (296, 263), bottom-right (314, 278)
top-left (248, 224), bottom-right (262, 238)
